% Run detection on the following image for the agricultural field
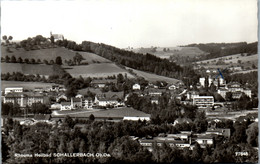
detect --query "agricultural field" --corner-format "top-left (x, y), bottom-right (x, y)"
top-left (126, 67), bottom-right (180, 84)
top-left (63, 63), bottom-right (135, 78)
top-left (1, 80), bottom-right (60, 91)
top-left (196, 53), bottom-right (258, 70)
top-left (1, 63), bottom-right (55, 76)
top-left (2, 46), bottom-right (111, 64)
top-left (196, 53), bottom-right (258, 65)
top-left (131, 46), bottom-right (207, 59)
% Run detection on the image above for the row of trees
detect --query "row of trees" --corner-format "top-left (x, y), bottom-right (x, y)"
top-left (2, 102), bottom-right (51, 116)
top-left (2, 55), bottom-right (64, 66)
top-left (184, 42), bottom-right (258, 60)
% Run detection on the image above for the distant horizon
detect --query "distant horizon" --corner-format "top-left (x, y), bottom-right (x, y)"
top-left (2, 0), bottom-right (257, 49)
top-left (5, 37), bottom-right (258, 49)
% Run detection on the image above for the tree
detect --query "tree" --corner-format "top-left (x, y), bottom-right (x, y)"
top-left (55, 56), bottom-right (62, 65)
top-left (17, 57), bottom-right (23, 63)
top-left (89, 114), bottom-right (95, 122)
top-left (64, 115), bottom-right (75, 128)
top-left (73, 53), bottom-right (84, 65)
top-left (225, 92), bottom-right (233, 101)
top-left (10, 56), bottom-right (16, 63)
top-left (5, 56), bottom-right (10, 63)
top-left (2, 35), bottom-right (7, 41)
top-left (31, 102), bottom-right (50, 114)
top-left (246, 122), bottom-right (258, 147)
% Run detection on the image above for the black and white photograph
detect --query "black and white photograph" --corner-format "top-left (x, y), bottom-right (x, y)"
top-left (1, 0), bottom-right (258, 163)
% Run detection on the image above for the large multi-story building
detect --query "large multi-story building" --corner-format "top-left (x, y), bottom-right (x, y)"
top-left (4, 87), bottom-right (23, 95)
top-left (4, 92), bottom-right (46, 107)
top-left (193, 96), bottom-right (214, 108)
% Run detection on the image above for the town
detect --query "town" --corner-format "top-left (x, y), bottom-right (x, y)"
top-left (1, 0), bottom-right (258, 163)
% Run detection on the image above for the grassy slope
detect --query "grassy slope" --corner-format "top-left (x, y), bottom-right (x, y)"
top-left (63, 63), bottom-right (135, 78)
top-left (2, 46), bottom-right (110, 64)
top-left (125, 66), bottom-right (180, 84)
top-left (1, 63), bottom-right (55, 76)
top-left (196, 53), bottom-right (258, 69)
top-left (2, 46), bottom-right (181, 81)
top-left (132, 47), bottom-right (207, 59)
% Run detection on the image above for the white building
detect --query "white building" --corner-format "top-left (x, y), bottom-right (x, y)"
top-left (4, 87), bottom-right (23, 95)
top-left (199, 78), bottom-right (205, 87)
top-left (193, 96), bottom-right (214, 108)
top-left (60, 102), bottom-right (72, 110)
top-left (132, 84), bottom-right (141, 90)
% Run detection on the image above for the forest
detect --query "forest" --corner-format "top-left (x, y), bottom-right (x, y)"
top-left (183, 42), bottom-right (258, 60)
top-left (2, 116), bottom-right (258, 163)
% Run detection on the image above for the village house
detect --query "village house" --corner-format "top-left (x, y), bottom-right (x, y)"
top-left (60, 102), bottom-right (72, 110)
top-left (150, 96), bottom-right (159, 104)
top-left (94, 94), bottom-right (119, 107)
top-left (56, 94), bottom-right (68, 102)
top-left (173, 118), bottom-right (192, 126)
top-left (132, 83), bottom-right (141, 90)
top-left (168, 84), bottom-right (178, 90)
top-left (186, 91), bottom-right (199, 100)
top-left (195, 134), bottom-right (214, 147)
top-left (91, 79), bottom-right (117, 88)
top-left (82, 97), bottom-right (93, 109)
top-left (71, 98), bottom-right (83, 108)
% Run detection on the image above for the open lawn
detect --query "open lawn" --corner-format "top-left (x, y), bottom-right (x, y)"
top-left (2, 46), bottom-right (111, 64)
top-left (63, 63), bottom-right (135, 78)
top-left (1, 80), bottom-right (60, 90)
top-left (1, 63), bottom-right (55, 76)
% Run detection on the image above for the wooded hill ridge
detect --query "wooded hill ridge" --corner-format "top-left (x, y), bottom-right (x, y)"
top-left (182, 42), bottom-right (258, 60)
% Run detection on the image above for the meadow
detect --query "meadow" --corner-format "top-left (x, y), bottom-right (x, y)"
top-left (126, 67), bottom-right (180, 84)
top-left (1, 63), bottom-right (55, 76)
top-left (132, 46), bottom-right (207, 59)
top-left (63, 63), bottom-right (135, 78)
top-left (196, 53), bottom-right (258, 69)
top-left (2, 46), bottom-right (111, 64)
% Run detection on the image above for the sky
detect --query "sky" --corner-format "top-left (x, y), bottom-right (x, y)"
top-left (1, 0), bottom-right (258, 48)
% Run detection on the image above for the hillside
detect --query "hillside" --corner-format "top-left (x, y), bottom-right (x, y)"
top-left (196, 53), bottom-right (258, 70)
top-left (1, 63), bottom-right (56, 76)
top-left (63, 63), bottom-right (134, 78)
top-left (183, 42), bottom-right (257, 60)
top-left (1, 46), bottom-right (111, 64)
top-left (131, 46), bottom-right (207, 59)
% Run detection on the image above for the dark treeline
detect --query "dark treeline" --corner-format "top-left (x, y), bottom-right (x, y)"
top-left (2, 117), bottom-right (258, 163)
top-left (55, 40), bottom-right (199, 86)
top-left (183, 42), bottom-right (258, 60)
